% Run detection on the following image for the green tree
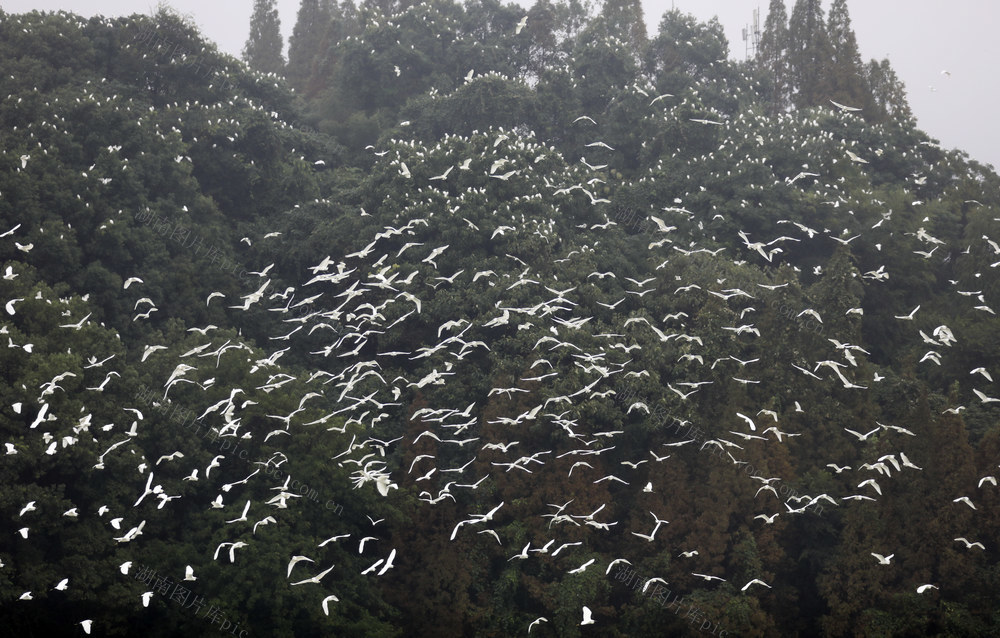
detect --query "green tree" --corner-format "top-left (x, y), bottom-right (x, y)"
top-left (825, 0), bottom-right (867, 110)
top-left (865, 57), bottom-right (912, 123)
top-left (523, 0), bottom-right (559, 78)
top-left (787, 0), bottom-right (831, 107)
top-left (569, 21), bottom-right (640, 116)
top-left (594, 0), bottom-right (647, 53)
top-left (287, 0), bottom-right (332, 90)
top-left (756, 0), bottom-right (790, 114)
top-left (243, 0), bottom-right (285, 75)
top-left (549, 0), bottom-right (593, 44)
top-left (646, 9), bottom-right (728, 95)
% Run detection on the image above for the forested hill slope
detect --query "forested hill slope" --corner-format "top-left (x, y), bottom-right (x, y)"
top-left (1, 3), bottom-right (1000, 637)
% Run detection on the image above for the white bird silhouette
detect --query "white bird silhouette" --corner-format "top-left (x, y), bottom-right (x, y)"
top-left (954, 537), bottom-right (985, 550)
top-left (287, 555), bottom-right (315, 578)
top-left (225, 500), bottom-right (251, 524)
top-left (359, 536), bottom-right (378, 553)
top-left (508, 542), bottom-right (531, 561)
top-left (637, 576), bottom-right (666, 594)
top-left (741, 578), bottom-right (772, 591)
top-left (321, 594), bottom-right (340, 615)
top-left (58, 312), bottom-right (92, 330)
top-left (845, 149), bottom-right (868, 163)
top-left (290, 563), bottom-right (335, 586)
top-left (844, 427), bottom-right (879, 441)
top-left (829, 99), bottom-right (861, 112)
top-left (871, 553), bottom-right (893, 565)
top-left (377, 548), bottom-right (396, 576)
top-left (735, 412), bottom-right (756, 431)
top-left (858, 479), bottom-right (882, 496)
top-left (528, 617), bottom-right (548, 632)
top-left (899, 452), bottom-right (922, 470)
top-left (953, 496), bottom-right (976, 510)
top-left (361, 559), bottom-right (384, 575)
top-left (971, 367), bottom-right (993, 382)
top-left (568, 558), bottom-right (595, 574)
top-left (973, 389), bottom-right (1000, 404)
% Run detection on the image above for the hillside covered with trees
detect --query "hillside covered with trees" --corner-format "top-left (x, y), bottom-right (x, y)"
top-left (1, 1), bottom-right (999, 636)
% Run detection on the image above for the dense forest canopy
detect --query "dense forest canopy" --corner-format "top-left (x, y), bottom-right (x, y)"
top-left (1, 1), bottom-right (999, 636)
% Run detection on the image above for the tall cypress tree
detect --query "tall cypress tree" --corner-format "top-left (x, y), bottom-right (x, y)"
top-left (865, 58), bottom-right (912, 123)
top-left (243, 0), bottom-right (285, 75)
top-left (287, 0), bottom-right (332, 90)
top-left (756, 0), bottom-right (790, 114)
top-left (787, 0), bottom-right (831, 108)
top-left (826, 0), bottom-right (867, 110)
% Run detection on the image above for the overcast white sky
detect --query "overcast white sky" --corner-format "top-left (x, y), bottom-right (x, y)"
top-left (3, 0), bottom-right (997, 169)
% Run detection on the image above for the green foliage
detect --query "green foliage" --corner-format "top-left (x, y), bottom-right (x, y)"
top-left (756, 0), bottom-right (790, 114)
top-left (1, 3), bottom-right (999, 637)
top-left (243, 0), bottom-right (285, 75)
top-left (787, 0), bottom-right (833, 108)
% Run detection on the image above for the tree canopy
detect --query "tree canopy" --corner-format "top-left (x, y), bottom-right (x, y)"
top-left (0, 3), bottom-right (997, 637)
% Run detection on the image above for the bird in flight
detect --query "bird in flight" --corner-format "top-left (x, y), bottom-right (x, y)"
top-left (741, 578), bottom-right (771, 592)
top-left (871, 553), bottom-right (893, 565)
top-left (829, 99), bottom-right (861, 112)
top-left (290, 564), bottom-right (336, 586)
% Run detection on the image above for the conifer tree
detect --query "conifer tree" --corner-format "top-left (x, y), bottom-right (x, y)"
top-left (787, 0), bottom-right (831, 108)
top-left (865, 58), bottom-right (912, 123)
top-left (825, 0), bottom-right (867, 110)
top-left (287, 0), bottom-right (332, 90)
top-left (243, 0), bottom-right (285, 75)
top-left (756, 0), bottom-right (790, 114)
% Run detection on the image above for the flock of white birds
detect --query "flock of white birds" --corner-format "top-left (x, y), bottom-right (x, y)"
top-left (2, 7), bottom-right (999, 636)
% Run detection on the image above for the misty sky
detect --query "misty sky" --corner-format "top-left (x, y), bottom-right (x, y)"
top-left (3, 0), bottom-right (997, 169)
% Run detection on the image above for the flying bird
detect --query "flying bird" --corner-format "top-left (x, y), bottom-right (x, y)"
top-left (954, 537), bottom-right (985, 550)
top-left (953, 496), bottom-right (977, 510)
top-left (321, 595), bottom-right (340, 615)
top-left (528, 617), bottom-right (548, 633)
top-left (691, 573), bottom-right (726, 582)
top-left (871, 553), bottom-right (893, 565)
top-left (568, 558), bottom-right (596, 574)
top-left (830, 99), bottom-right (861, 112)
top-left (290, 564), bottom-right (336, 586)
top-left (741, 578), bottom-right (772, 592)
